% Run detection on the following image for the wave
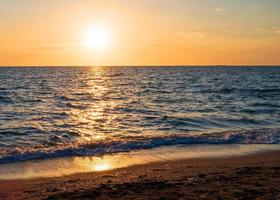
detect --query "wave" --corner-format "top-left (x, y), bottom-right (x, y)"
top-left (0, 128), bottom-right (279, 164)
top-left (1, 67), bottom-right (279, 164)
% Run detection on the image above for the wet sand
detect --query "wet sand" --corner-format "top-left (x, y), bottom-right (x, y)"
top-left (0, 150), bottom-right (280, 200)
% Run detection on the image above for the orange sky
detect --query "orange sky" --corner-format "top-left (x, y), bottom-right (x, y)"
top-left (0, 0), bottom-right (280, 66)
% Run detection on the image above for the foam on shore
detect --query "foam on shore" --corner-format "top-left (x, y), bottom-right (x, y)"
top-left (0, 144), bottom-right (280, 180)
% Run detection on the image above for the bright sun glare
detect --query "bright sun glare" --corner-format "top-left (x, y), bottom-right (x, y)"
top-left (83, 26), bottom-right (110, 51)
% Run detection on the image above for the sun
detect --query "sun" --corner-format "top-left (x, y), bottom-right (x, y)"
top-left (83, 26), bottom-right (111, 51)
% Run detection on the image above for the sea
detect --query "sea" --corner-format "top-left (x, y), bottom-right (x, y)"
top-left (0, 66), bottom-right (279, 164)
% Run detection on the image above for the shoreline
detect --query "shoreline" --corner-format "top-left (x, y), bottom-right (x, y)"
top-left (1, 146), bottom-right (280, 199)
top-left (1, 144), bottom-right (280, 180)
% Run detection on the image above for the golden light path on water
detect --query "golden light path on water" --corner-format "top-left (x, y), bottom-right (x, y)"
top-left (65, 67), bottom-right (118, 146)
top-left (1, 144), bottom-right (280, 180)
top-left (64, 66), bottom-right (208, 151)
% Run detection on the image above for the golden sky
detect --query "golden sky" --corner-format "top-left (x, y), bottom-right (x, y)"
top-left (0, 0), bottom-right (280, 66)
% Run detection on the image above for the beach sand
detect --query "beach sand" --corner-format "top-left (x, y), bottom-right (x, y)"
top-left (0, 149), bottom-right (280, 200)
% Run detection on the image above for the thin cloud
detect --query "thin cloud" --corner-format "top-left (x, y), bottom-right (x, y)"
top-left (215, 6), bottom-right (225, 12)
top-left (176, 31), bottom-right (208, 40)
top-left (251, 27), bottom-right (280, 35)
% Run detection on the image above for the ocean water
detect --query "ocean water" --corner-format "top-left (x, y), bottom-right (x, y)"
top-left (0, 66), bottom-right (279, 163)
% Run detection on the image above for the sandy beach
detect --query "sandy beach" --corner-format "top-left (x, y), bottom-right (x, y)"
top-left (0, 149), bottom-right (279, 200)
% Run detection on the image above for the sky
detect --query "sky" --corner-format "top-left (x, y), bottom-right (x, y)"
top-left (0, 0), bottom-right (279, 66)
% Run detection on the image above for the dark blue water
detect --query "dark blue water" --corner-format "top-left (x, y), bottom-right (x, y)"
top-left (0, 66), bottom-right (279, 163)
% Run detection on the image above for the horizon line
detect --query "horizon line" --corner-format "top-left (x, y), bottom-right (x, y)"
top-left (0, 65), bottom-right (280, 68)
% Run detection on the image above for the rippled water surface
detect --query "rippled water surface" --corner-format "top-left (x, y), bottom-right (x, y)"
top-left (0, 66), bottom-right (279, 163)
